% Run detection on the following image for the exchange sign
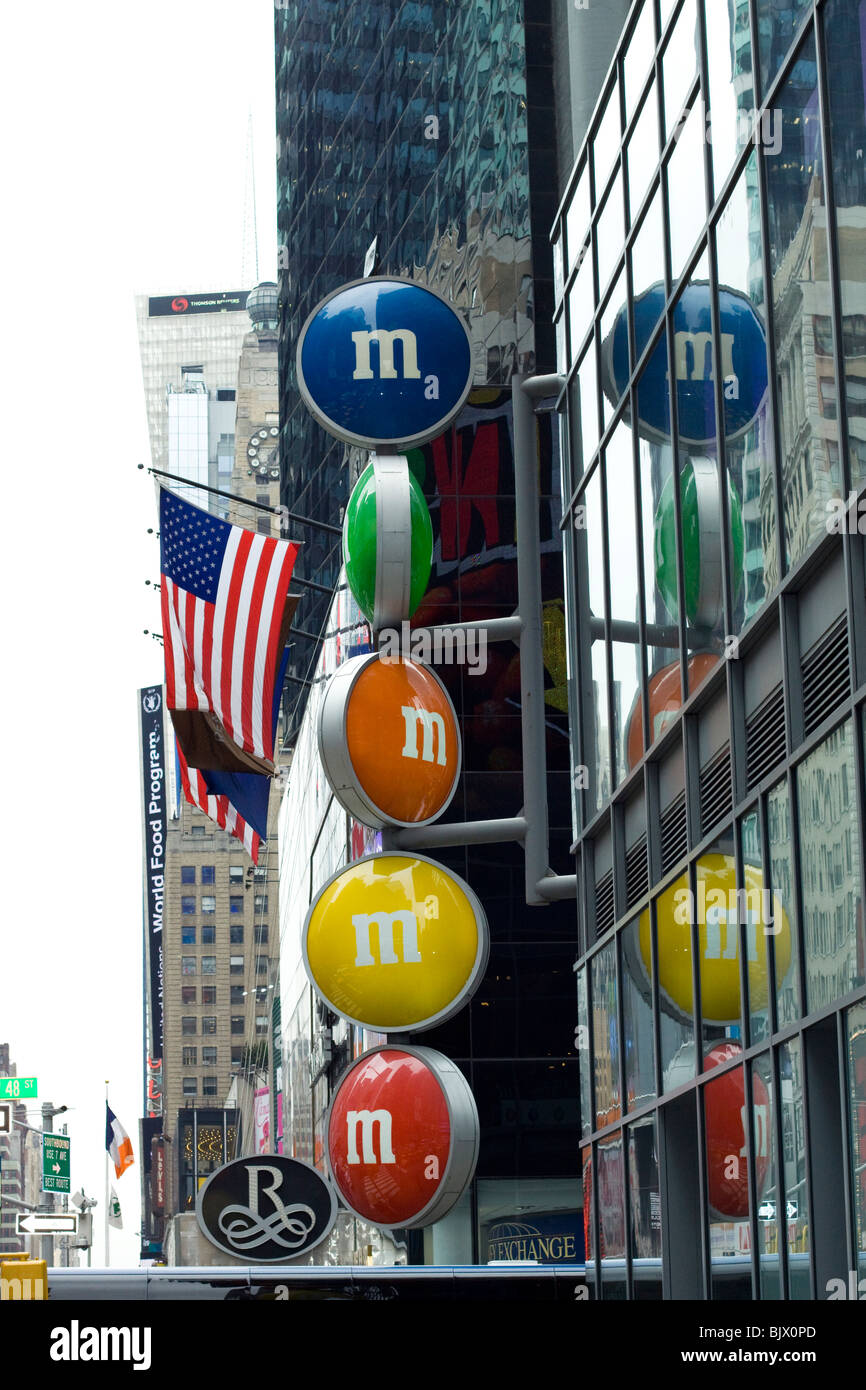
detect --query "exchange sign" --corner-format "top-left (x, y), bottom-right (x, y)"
top-left (296, 277), bottom-right (474, 449)
top-left (326, 1045), bottom-right (479, 1229)
top-left (318, 653), bottom-right (461, 828)
top-left (303, 853), bottom-right (488, 1033)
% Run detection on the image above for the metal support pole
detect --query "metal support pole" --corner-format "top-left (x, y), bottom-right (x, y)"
top-left (39, 1103), bottom-right (54, 1268)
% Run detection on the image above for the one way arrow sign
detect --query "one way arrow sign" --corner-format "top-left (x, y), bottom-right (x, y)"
top-left (16, 1212), bottom-right (78, 1236)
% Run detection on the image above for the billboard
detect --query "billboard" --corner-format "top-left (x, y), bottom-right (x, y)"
top-left (148, 290), bottom-right (249, 317)
top-left (139, 686), bottom-right (166, 1062)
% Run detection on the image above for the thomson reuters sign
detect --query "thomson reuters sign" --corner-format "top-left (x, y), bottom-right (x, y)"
top-left (326, 1045), bottom-right (479, 1228)
top-left (318, 653), bottom-right (460, 827)
top-left (303, 853), bottom-right (488, 1032)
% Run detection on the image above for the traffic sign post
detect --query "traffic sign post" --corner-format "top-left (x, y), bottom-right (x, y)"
top-left (0, 1102), bottom-right (11, 1136)
top-left (42, 1134), bottom-right (71, 1194)
top-left (0, 1077), bottom-right (37, 1101)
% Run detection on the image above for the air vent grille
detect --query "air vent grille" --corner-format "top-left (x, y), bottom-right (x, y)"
top-left (659, 791), bottom-right (688, 875)
top-left (594, 868), bottom-right (615, 939)
top-left (625, 833), bottom-right (648, 909)
top-left (700, 743), bottom-right (733, 837)
top-left (802, 614), bottom-right (850, 737)
top-left (745, 684), bottom-right (786, 789)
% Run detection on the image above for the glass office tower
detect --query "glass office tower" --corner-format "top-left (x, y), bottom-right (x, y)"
top-left (553, 0), bottom-right (866, 1298)
top-left (274, 1), bottom-right (587, 1263)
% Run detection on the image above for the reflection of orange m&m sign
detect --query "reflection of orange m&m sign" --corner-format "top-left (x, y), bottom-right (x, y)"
top-left (318, 653), bottom-right (461, 827)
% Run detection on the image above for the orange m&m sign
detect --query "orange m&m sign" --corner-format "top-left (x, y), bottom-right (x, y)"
top-left (318, 653), bottom-right (461, 828)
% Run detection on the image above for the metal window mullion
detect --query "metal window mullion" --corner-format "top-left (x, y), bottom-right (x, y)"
top-left (694, 1080), bottom-right (712, 1300)
top-left (836, 1006), bottom-right (857, 1284)
top-left (598, 450), bottom-right (618, 802)
top-left (799, 1022), bottom-right (820, 1300)
top-left (769, 1043), bottom-right (791, 1300)
top-left (734, 810), bottom-right (751, 1048)
top-left (758, 792), bottom-right (779, 1040)
top-left (742, 1059), bottom-right (761, 1299)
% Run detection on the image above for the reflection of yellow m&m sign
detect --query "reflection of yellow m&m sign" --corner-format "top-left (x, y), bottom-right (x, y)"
top-left (318, 653), bottom-right (461, 828)
top-left (303, 853), bottom-right (489, 1032)
top-left (639, 854), bottom-right (792, 1024)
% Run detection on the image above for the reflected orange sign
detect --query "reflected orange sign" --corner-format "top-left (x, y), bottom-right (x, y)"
top-left (318, 654), bottom-right (461, 827)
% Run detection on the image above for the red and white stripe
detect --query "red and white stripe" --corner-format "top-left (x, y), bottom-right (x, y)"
top-left (176, 740), bottom-right (261, 863)
top-left (161, 531), bottom-right (297, 764)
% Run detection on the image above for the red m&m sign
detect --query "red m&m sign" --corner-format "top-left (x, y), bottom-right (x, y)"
top-left (326, 1045), bottom-right (479, 1229)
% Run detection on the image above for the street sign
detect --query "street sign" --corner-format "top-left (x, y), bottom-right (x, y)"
top-left (318, 653), bottom-right (461, 828)
top-left (296, 276), bottom-right (474, 449)
top-left (327, 1045), bottom-right (479, 1229)
top-left (0, 1103), bottom-right (11, 1135)
top-left (16, 1212), bottom-right (78, 1237)
top-left (0, 1077), bottom-right (37, 1100)
top-left (303, 852), bottom-right (489, 1033)
top-left (196, 1156), bottom-right (337, 1262)
top-left (42, 1134), bottom-right (71, 1194)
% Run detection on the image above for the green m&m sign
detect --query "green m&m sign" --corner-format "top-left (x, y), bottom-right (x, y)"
top-left (343, 453), bottom-right (433, 630)
top-left (654, 455), bottom-right (744, 629)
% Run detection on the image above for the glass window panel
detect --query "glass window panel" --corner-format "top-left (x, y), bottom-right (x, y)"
top-left (662, 0), bottom-right (699, 140)
top-left (181, 925), bottom-right (195, 945)
top-left (181, 956), bottom-right (196, 976)
top-left (553, 229), bottom-right (565, 307)
top-left (667, 102), bottom-right (706, 282)
top-left (621, 919), bottom-right (656, 1110)
top-left (628, 1116), bottom-right (662, 1278)
top-left (752, 1053), bottom-right (781, 1299)
top-left (597, 1132), bottom-right (626, 1286)
top-left (716, 153), bottom-right (777, 621)
top-left (846, 1002), bottom-right (866, 1285)
top-left (767, 778), bottom-right (801, 1026)
top-left (798, 720), bottom-right (865, 1011)
top-left (654, 878), bottom-right (695, 1092)
top-left (824, 0), bottom-right (866, 489)
top-left (596, 170), bottom-right (625, 297)
top-left (181, 1017), bottom-right (196, 1036)
top-left (200, 866), bottom-right (215, 885)
top-left (567, 242), bottom-right (594, 363)
top-left (600, 269), bottom-right (628, 427)
top-left (627, 82), bottom-right (660, 218)
top-left (581, 465), bottom-right (610, 811)
top-left (779, 1037), bottom-right (810, 1297)
top-left (741, 810), bottom-right (769, 1045)
top-left (181, 866), bottom-right (195, 885)
top-left (576, 339), bottom-right (601, 470)
top-left (695, 842), bottom-right (744, 1057)
top-left (201, 925), bottom-right (215, 945)
top-left (566, 164), bottom-right (591, 278)
top-left (591, 940), bottom-right (620, 1129)
top-left (593, 85), bottom-right (622, 194)
top-left (577, 967), bottom-right (592, 1140)
top-left (757, 0), bottom-right (814, 102)
top-left (704, 1054), bottom-right (751, 1294)
top-left (705, 0), bottom-right (754, 197)
top-left (630, 184), bottom-right (665, 307)
top-left (764, 34), bottom-right (842, 571)
top-left (605, 423), bottom-right (642, 785)
top-left (201, 895), bottom-right (216, 914)
top-left (201, 955), bottom-right (217, 976)
top-left (623, 2), bottom-right (655, 126)
top-left (181, 897), bottom-right (195, 915)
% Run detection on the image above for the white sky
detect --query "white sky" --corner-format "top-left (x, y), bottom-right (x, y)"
top-left (0, 0), bottom-right (278, 1265)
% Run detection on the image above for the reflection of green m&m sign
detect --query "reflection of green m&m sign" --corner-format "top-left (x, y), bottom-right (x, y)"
top-left (654, 456), bottom-right (744, 628)
top-left (343, 455), bottom-right (433, 630)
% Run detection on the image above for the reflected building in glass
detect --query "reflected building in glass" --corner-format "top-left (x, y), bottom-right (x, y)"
top-left (553, 0), bottom-right (866, 1298)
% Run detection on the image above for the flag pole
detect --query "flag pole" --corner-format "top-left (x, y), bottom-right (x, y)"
top-left (104, 1081), bottom-right (110, 1267)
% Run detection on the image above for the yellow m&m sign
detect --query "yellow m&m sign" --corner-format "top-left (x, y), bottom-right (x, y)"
top-left (303, 853), bottom-right (489, 1032)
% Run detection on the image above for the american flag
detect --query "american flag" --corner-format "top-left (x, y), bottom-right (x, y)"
top-left (176, 738), bottom-right (265, 862)
top-left (160, 489), bottom-right (298, 772)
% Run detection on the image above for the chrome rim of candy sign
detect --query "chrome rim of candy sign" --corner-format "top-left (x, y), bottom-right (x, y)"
top-left (342, 453), bottom-right (433, 631)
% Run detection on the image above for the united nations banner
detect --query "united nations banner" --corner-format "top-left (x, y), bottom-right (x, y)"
top-left (139, 685), bottom-right (166, 1061)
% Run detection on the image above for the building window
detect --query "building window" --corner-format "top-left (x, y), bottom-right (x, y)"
top-left (182, 1078), bottom-right (196, 1096)
top-left (255, 986), bottom-right (268, 1004)
top-left (201, 925), bottom-right (216, 945)
top-left (181, 957), bottom-right (196, 976)
top-left (230, 956), bottom-right (244, 975)
top-left (191, 825), bottom-right (205, 837)
top-left (231, 1016), bottom-right (244, 1034)
top-left (201, 956), bottom-right (217, 975)
top-left (255, 1017), bottom-right (269, 1037)
top-left (201, 895), bottom-right (216, 914)
top-left (230, 985), bottom-right (244, 1004)
top-left (254, 924), bottom-right (269, 944)
top-left (253, 866), bottom-right (267, 882)
top-left (181, 897), bottom-right (195, 915)
top-left (254, 895), bottom-right (268, 912)
top-left (182, 1047), bottom-right (197, 1066)
top-left (229, 866), bottom-right (244, 885)
top-left (202, 1047), bottom-right (217, 1067)
top-left (256, 958), bottom-right (268, 975)
top-left (181, 925), bottom-right (196, 945)
top-left (201, 865), bottom-right (215, 885)
top-left (202, 1076), bottom-right (218, 1097)
top-left (181, 986), bottom-right (196, 1005)
top-left (181, 1017), bottom-right (196, 1036)
top-left (202, 1016), bottom-right (217, 1035)
top-left (201, 986), bottom-right (216, 1005)
top-left (230, 897), bottom-right (244, 915)
top-left (181, 866), bottom-right (195, 884)
top-left (231, 1046), bottom-right (243, 1064)
top-left (230, 924), bottom-right (244, 944)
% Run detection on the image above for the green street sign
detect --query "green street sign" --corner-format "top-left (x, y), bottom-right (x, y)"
top-left (42, 1134), bottom-right (71, 1194)
top-left (0, 1077), bottom-right (37, 1100)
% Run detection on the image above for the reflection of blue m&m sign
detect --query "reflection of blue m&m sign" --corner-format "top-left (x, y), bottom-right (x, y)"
top-left (601, 281), bottom-right (768, 446)
top-left (296, 277), bottom-right (474, 450)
